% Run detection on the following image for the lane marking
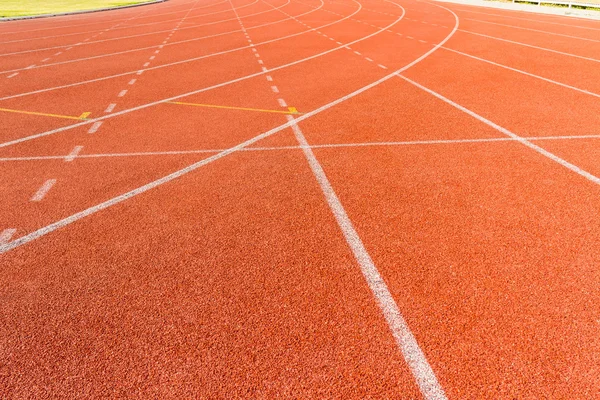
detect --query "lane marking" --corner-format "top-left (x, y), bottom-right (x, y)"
top-left (365, 57), bottom-right (374, 62)
top-left (459, 29), bottom-right (600, 64)
top-left (31, 179), bottom-right (56, 202)
top-left (266, 75), bottom-right (273, 81)
top-left (167, 101), bottom-right (302, 114)
top-left (399, 74), bottom-right (600, 189)
top-left (78, 112), bottom-right (91, 119)
top-left (0, 0), bottom-right (401, 148)
top-left (129, 79), bottom-right (137, 85)
top-left (0, 229), bottom-right (16, 245)
top-left (378, 64), bottom-right (387, 69)
top-left (105, 103), bottom-right (117, 113)
top-left (442, 47), bottom-right (600, 99)
top-left (65, 145), bottom-right (83, 162)
top-left (0, 107), bottom-right (89, 121)
top-left (271, 85), bottom-right (279, 93)
top-left (278, 98), bottom-right (288, 107)
top-left (287, 114), bottom-right (447, 400)
top-left (464, 18), bottom-right (600, 43)
top-left (258, 59), bottom-right (264, 64)
top-left (118, 90), bottom-right (128, 97)
top-left (88, 121), bottom-right (103, 134)
top-left (7, 73), bottom-right (18, 78)
top-left (143, 62), bottom-right (150, 67)
top-left (0, 0), bottom-right (458, 263)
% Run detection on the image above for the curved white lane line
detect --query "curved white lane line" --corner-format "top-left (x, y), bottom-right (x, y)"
top-left (0, 0), bottom-right (285, 56)
top-left (0, 0), bottom-right (228, 37)
top-left (0, 0), bottom-right (359, 102)
top-left (0, 0), bottom-right (326, 75)
top-left (0, 0), bottom-right (259, 45)
top-left (0, 3), bottom-right (458, 275)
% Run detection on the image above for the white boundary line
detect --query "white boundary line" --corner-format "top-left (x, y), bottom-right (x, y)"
top-left (4, 133), bottom-right (600, 162)
top-left (398, 74), bottom-right (600, 186)
top-left (0, 0), bottom-right (370, 148)
top-left (0, 0), bottom-right (349, 101)
top-left (287, 112), bottom-right (447, 399)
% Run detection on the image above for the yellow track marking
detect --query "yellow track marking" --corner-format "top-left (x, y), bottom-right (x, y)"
top-left (167, 101), bottom-right (302, 115)
top-left (0, 107), bottom-right (90, 121)
top-left (78, 112), bottom-right (91, 119)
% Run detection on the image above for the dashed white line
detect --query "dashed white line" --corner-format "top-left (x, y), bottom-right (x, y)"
top-left (88, 121), bottom-right (103, 134)
top-left (54, 52), bottom-right (63, 56)
top-left (354, 50), bottom-right (362, 55)
top-left (136, 70), bottom-right (144, 75)
top-left (31, 179), bottom-right (56, 202)
top-left (105, 103), bottom-right (117, 113)
top-left (128, 79), bottom-right (137, 85)
top-left (118, 90), bottom-right (128, 97)
top-left (378, 64), bottom-right (387, 69)
top-left (7, 72), bottom-right (18, 78)
top-left (258, 59), bottom-right (264, 64)
top-left (365, 57), bottom-right (373, 62)
top-left (149, 56), bottom-right (156, 60)
top-left (266, 75), bottom-right (273, 81)
top-left (41, 58), bottom-right (50, 62)
top-left (261, 66), bottom-right (268, 72)
top-left (143, 62), bottom-right (150, 67)
top-left (277, 98), bottom-right (287, 107)
top-left (65, 145), bottom-right (83, 162)
top-left (271, 85), bottom-right (279, 93)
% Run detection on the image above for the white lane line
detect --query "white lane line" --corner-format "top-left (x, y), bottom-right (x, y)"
top-left (0, 229), bottom-right (16, 245)
top-left (154, 50), bottom-right (160, 54)
top-left (464, 18), bottom-right (600, 43)
top-left (354, 50), bottom-right (362, 55)
top-left (419, 39), bottom-right (427, 43)
top-left (286, 114), bottom-right (447, 400)
top-left (271, 85), bottom-right (279, 93)
top-left (143, 62), bottom-right (150, 67)
top-left (136, 70), bottom-right (144, 75)
top-left (0, 1), bottom-right (400, 148)
top-left (0, 0), bottom-right (456, 256)
top-left (118, 90), bottom-right (128, 97)
top-left (7, 73), bottom-right (18, 78)
top-left (252, 48), bottom-right (257, 52)
top-left (65, 145), bottom-right (83, 162)
top-left (31, 179), bottom-right (56, 202)
top-left (128, 79), bottom-right (137, 85)
top-left (459, 29), bottom-right (600, 64)
top-left (150, 56), bottom-right (156, 60)
top-left (400, 74), bottom-right (600, 188)
top-left (255, 53), bottom-right (260, 57)
top-left (88, 121), bottom-right (103, 134)
top-left (25, 65), bottom-right (36, 69)
top-left (105, 103), bottom-right (117, 113)
top-left (258, 59), bottom-right (264, 64)
top-left (54, 52), bottom-right (63, 56)
top-left (266, 75), bottom-right (273, 81)
top-left (378, 64), bottom-right (387, 69)
top-left (277, 98), bottom-right (287, 107)
top-left (442, 47), bottom-right (600, 99)
top-left (365, 57), bottom-right (374, 62)
top-left (41, 58), bottom-right (50, 62)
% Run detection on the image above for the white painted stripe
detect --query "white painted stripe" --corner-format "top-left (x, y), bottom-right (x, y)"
top-left (54, 51), bottom-right (62, 56)
top-left (255, 53), bottom-right (260, 57)
top-left (41, 58), bottom-right (50, 62)
top-left (266, 75), bottom-right (273, 81)
top-left (0, 1), bottom-right (402, 149)
top-left (271, 85), bottom-right (279, 93)
top-left (65, 145), bottom-right (83, 162)
top-left (0, 229), bottom-right (16, 245)
top-left (252, 48), bottom-right (257, 52)
top-left (143, 62), bottom-right (150, 67)
top-left (399, 74), bottom-right (600, 188)
top-left (128, 79), bottom-right (137, 85)
top-left (464, 18), bottom-right (600, 43)
top-left (88, 121), bottom-right (103, 134)
top-left (354, 51), bottom-right (362, 55)
top-left (378, 64), bottom-right (387, 69)
top-left (459, 29), bottom-right (600, 64)
top-left (277, 98), bottom-right (287, 107)
top-left (7, 72), bottom-right (18, 78)
top-left (419, 40), bottom-right (427, 43)
top-left (31, 179), bottom-right (56, 202)
top-left (365, 57), bottom-right (373, 62)
top-left (136, 70), bottom-right (144, 75)
top-left (154, 50), bottom-right (160, 54)
top-left (66, 47), bottom-right (72, 50)
top-left (442, 47), bottom-right (600, 99)
top-left (287, 115), bottom-right (447, 400)
top-left (118, 90), bottom-right (128, 97)
top-left (105, 103), bottom-right (117, 113)
top-left (149, 56), bottom-right (156, 60)
top-left (258, 59), bottom-right (264, 64)
top-left (25, 64), bottom-right (36, 69)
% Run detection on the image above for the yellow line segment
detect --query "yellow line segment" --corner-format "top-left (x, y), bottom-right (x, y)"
top-left (167, 101), bottom-right (302, 115)
top-left (0, 107), bottom-right (89, 121)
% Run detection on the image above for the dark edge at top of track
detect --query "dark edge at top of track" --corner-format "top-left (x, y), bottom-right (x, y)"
top-left (0, 0), bottom-right (168, 22)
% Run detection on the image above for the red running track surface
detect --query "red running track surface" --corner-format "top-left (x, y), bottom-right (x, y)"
top-left (1, 0), bottom-right (600, 397)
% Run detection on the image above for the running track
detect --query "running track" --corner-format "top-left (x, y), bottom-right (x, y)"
top-left (1, 0), bottom-right (600, 397)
